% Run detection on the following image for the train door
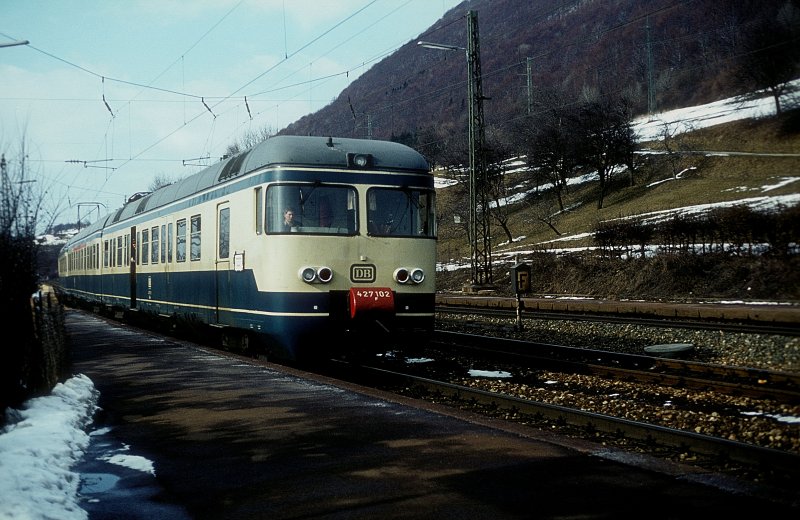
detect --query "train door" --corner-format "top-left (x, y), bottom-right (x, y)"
top-left (160, 219), bottom-right (173, 310)
top-left (215, 202), bottom-right (231, 323)
top-left (129, 225), bottom-right (137, 308)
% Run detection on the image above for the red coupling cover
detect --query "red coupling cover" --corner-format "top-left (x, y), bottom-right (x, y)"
top-left (349, 287), bottom-right (394, 319)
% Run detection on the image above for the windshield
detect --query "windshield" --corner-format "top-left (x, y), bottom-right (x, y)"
top-left (266, 184), bottom-right (357, 235)
top-left (367, 187), bottom-right (436, 238)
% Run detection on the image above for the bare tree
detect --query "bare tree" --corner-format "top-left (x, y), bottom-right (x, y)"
top-left (414, 125), bottom-right (454, 171)
top-left (734, 2), bottom-right (800, 115)
top-left (226, 126), bottom-right (275, 157)
top-left (573, 94), bottom-right (636, 209)
top-left (148, 172), bottom-right (175, 192)
top-left (1, 137), bottom-right (46, 408)
top-left (522, 99), bottom-right (581, 212)
top-left (483, 131), bottom-right (516, 246)
top-left (656, 119), bottom-right (697, 179)
top-left (520, 188), bottom-right (565, 238)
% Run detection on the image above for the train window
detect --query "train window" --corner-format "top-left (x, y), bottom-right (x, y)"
top-left (190, 215), bottom-right (201, 261)
top-left (151, 226), bottom-right (159, 264)
top-left (124, 234), bottom-right (129, 267)
top-left (218, 206), bottom-right (230, 259)
top-left (265, 184), bottom-right (357, 235)
top-left (141, 228), bottom-right (150, 265)
top-left (254, 187), bottom-right (263, 235)
top-left (167, 223), bottom-right (173, 263)
top-left (116, 236), bottom-right (123, 267)
top-left (366, 187), bottom-right (436, 238)
top-left (160, 225), bottom-right (166, 264)
top-left (176, 219), bottom-right (186, 262)
top-left (103, 240), bottom-right (109, 268)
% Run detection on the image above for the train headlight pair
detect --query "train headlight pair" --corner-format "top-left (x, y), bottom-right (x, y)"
top-left (393, 267), bottom-right (425, 284)
top-left (299, 266), bottom-right (333, 284)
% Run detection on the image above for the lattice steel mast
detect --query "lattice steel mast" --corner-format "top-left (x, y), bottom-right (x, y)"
top-left (467, 10), bottom-right (492, 287)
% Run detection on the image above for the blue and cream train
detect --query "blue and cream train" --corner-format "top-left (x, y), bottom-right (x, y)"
top-left (56, 135), bottom-right (437, 361)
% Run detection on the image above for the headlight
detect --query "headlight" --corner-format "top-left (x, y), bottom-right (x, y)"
top-left (317, 267), bottom-right (333, 283)
top-left (299, 266), bottom-right (333, 284)
top-left (300, 267), bottom-right (317, 283)
top-left (393, 268), bottom-right (409, 284)
top-left (394, 267), bottom-right (424, 284)
top-left (347, 153), bottom-right (373, 169)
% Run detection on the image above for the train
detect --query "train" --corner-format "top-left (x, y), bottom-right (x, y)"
top-left (55, 135), bottom-right (437, 362)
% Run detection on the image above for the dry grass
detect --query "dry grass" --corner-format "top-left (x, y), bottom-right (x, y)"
top-left (435, 110), bottom-right (800, 300)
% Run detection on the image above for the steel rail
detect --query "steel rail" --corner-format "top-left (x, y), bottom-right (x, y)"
top-left (431, 330), bottom-right (800, 403)
top-left (436, 304), bottom-right (800, 337)
top-left (340, 362), bottom-right (800, 479)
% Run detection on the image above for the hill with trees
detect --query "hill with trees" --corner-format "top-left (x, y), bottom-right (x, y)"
top-left (280, 0), bottom-right (798, 156)
top-left (276, 0), bottom-right (799, 299)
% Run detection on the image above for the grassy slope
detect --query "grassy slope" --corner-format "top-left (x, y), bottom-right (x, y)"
top-left (435, 110), bottom-right (800, 300)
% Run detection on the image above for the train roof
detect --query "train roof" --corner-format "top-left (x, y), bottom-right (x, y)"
top-left (62, 136), bottom-right (431, 250)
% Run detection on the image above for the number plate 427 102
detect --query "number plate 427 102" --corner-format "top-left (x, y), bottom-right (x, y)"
top-left (349, 287), bottom-right (394, 318)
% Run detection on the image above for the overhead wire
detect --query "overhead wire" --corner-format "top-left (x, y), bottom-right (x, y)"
top-left (93, 0), bottom-right (381, 180)
top-left (7, 0), bottom-right (773, 213)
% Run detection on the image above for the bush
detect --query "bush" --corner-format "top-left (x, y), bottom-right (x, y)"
top-left (437, 251), bottom-right (800, 301)
top-left (0, 234), bottom-right (68, 420)
top-left (592, 205), bottom-right (799, 257)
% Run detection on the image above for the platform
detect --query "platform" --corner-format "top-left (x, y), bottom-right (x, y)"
top-left (66, 309), bottom-right (799, 519)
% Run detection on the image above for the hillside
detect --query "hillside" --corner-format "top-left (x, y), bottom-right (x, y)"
top-left (434, 108), bottom-right (800, 300)
top-left (280, 0), bottom-right (794, 155)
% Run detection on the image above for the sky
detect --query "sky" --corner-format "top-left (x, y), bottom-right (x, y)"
top-left (1, 0), bottom-right (462, 229)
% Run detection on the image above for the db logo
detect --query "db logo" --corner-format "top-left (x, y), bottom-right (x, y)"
top-left (350, 264), bottom-right (376, 283)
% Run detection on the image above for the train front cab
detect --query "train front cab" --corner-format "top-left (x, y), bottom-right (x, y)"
top-left (245, 178), bottom-right (437, 362)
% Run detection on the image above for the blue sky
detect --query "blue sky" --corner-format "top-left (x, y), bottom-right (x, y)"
top-left (1, 0), bottom-right (461, 227)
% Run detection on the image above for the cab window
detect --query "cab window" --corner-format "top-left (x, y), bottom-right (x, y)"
top-left (367, 187), bottom-right (436, 237)
top-left (265, 183), bottom-right (357, 235)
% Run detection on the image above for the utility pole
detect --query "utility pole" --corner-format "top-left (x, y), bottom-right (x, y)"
top-left (418, 10), bottom-right (493, 289)
top-left (0, 155), bottom-right (9, 232)
top-left (76, 202), bottom-right (105, 231)
top-left (646, 17), bottom-right (655, 114)
top-left (526, 57), bottom-right (533, 115)
top-left (467, 10), bottom-right (492, 288)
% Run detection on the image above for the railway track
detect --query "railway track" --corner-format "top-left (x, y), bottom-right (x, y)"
top-left (436, 303), bottom-right (800, 337)
top-left (323, 358), bottom-right (800, 486)
top-left (431, 331), bottom-right (800, 404)
top-left (320, 316), bottom-right (800, 488)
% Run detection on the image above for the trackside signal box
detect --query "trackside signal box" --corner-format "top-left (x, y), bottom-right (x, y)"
top-left (510, 262), bottom-right (531, 295)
